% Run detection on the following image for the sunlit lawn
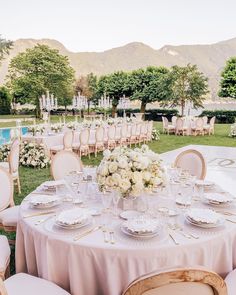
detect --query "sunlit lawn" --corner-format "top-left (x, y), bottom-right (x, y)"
top-left (12, 122), bottom-right (236, 206)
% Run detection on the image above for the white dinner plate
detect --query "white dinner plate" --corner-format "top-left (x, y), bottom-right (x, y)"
top-left (120, 225), bottom-right (159, 239)
top-left (119, 210), bottom-right (142, 220)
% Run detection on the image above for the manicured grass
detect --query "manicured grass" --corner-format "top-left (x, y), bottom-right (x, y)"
top-left (2, 121), bottom-right (235, 274)
top-left (12, 122), bottom-right (235, 206)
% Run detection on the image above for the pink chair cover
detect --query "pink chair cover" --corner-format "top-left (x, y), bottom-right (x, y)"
top-left (0, 168), bottom-right (13, 211)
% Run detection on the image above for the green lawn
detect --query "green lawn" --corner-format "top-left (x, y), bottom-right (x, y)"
top-left (1, 121), bottom-right (235, 273)
top-left (11, 122), bottom-right (235, 206)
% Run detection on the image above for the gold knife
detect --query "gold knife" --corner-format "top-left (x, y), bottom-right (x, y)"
top-left (73, 225), bottom-right (101, 241)
top-left (169, 233), bottom-right (179, 245)
top-left (23, 210), bottom-right (56, 218)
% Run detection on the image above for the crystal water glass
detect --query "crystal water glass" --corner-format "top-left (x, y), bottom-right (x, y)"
top-left (101, 191), bottom-right (113, 212)
top-left (112, 190), bottom-right (121, 217)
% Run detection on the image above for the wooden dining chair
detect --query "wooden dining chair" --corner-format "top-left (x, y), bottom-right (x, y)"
top-left (0, 167), bottom-right (19, 242)
top-left (0, 139), bottom-right (21, 194)
top-left (174, 149), bottom-right (206, 180)
top-left (0, 235), bottom-right (10, 280)
top-left (73, 129), bottom-right (90, 158)
top-left (225, 269), bottom-right (236, 295)
top-left (50, 131), bottom-right (73, 156)
top-left (51, 150), bottom-right (83, 181)
top-left (122, 267), bottom-right (227, 295)
top-left (106, 125), bottom-right (116, 150)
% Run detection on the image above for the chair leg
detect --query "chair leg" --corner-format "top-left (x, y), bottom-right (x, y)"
top-left (17, 177), bottom-right (21, 194)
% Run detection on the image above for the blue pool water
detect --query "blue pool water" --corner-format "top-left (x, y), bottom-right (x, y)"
top-left (0, 127), bottom-right (28, 145)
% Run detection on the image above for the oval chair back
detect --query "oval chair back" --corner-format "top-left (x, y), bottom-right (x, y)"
top-left (63, 131), bottom-right (73, 151)
top-left (51, 150), bottom-right (83, 180)
top-left (174, 149), bottom-right (206, 179)
top-left (0, 167), bottom-right (14, 211)
top-left (79, 129), bottom-right (90, 146)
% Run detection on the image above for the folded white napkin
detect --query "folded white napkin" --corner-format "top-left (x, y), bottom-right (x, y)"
top-left (187, 208), bottom-right (220, 224)
top-left (30, 195), bottom-right (59, 206)
top-left (56, 208), bottom-right (90, 225)
top-left (124, 218), bottom-right (159, 233)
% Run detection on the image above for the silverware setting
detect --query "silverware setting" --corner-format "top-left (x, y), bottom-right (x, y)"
top-left (23, 210), bottom-right (56, 218)
top-left (73, 225), bottom-right (102, 241)
top-left (34, 214), bottom-right (56, 226)
top-left (168, 232), bottom-right (179, 245)
top-left (102, 227), bottom-right (115, 244)
top-left (168, 223), bottom-right (199, 240)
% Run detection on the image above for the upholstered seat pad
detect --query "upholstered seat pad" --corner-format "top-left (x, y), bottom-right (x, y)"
top-left (143, 282), bottom-right (214, 295)
top-left (0, 162), bottom-right (18, 178)
top-left (0, 235), bottom-right (10, 273)
top-left (4, 273), bottom-right (70, 295)
top-left (0, 162), bottom-right (9, 170)
top-left (0, 206), bottom-right (19, 227)
top-left (50, 145), bottom-right (64, 151)
top-left (72, 143), bottom-right (80, 149)
top-left (225, 269), bottom-right (236, 295)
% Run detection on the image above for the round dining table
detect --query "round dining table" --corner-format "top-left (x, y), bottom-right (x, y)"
top-left (16, 175), bottom-right (236, 295)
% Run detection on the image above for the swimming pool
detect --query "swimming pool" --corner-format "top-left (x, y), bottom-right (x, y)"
top-left (0, 127), bottom-right (28, 145)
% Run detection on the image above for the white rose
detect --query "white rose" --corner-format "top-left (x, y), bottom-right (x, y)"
top-left (132, 171), bottom-right (143, 183)
top-left (118, 158), bottom-right (128, 169)
top-left (103, 149), bottom-right (111, 159)
top-left (142, 171), bottom-right (151, 182)
top-left (120, 179), bottom-right (131, 193)
top-left (131, 182), bottom-right (144, 196)
top-left (109, 162), bottom-right (118, 173)
top-left (98, 164), bottom-right (109, 176)
top-left (105, 175), bottom-right (116, 187)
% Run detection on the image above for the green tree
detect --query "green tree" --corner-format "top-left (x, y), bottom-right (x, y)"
top-left (75, 73), bottom-right (98, 113)
top-left (165, 64), bottom-right (208, 116)
top-left (219, 57), bottom-right (236, 98)
top-left (129, 66), bottom-right (171, 113)
top-left (96, 71), bottom-right (131, 117)
top-left (0, 86), bottom-right (11, 114)
top-left (0, 35), bottom-right (13, 64)
top-left (7, 44), bottom-right (75, 116)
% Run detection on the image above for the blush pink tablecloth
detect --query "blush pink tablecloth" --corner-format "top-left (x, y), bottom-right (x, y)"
top-left (16, 145), bottom-right (236, 295)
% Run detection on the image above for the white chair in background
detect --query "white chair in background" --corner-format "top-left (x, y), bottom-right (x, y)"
top-left (135, 123), bottom-right (142, 144)
top-left (122, 267), bottom-right (227, 295)
top-left (162, 116), bottom-right (175, 135)
top-left (0, 139), bottom-right (21, 194)
top-left (204, 116), bottom-right (216, 135)
top-left (191, 117), bottom-right (204, 136)
top-left (202, 116), bottom-right (208, 126)
top-left (174, 149), bottom-right (206, 179)
top-left (73, 129), bottom-right (90, 158)
top-left (175, 117), bottom-right (187, 136)
top-left (51, 150), bottom-right (83, 181)
top-left (0, 167), bottom-right (19, 239)
top-left (50, 131), bottom-right (73, 156)
top-left (171, 115), bottom-right (177, 126)
top-left (146, 120), bottom-right (153, 142)
top-left (129, 124), bottom-right (137, 147)
top-left (89, 127), bottom-right (105, 157)
top-left (140, 122), bottom-right (148, 143)
top-left (120, 124), bottom-right (128, 146)
top-left (0, 235), bottom-right (10, 280)
top-left (106, 125), bottom-right (116, 150)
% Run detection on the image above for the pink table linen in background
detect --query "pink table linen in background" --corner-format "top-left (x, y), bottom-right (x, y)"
top-left (15, 145), bottom-right (236, 295)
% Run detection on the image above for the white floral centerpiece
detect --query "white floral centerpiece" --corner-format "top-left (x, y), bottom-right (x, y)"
top-left (28, 125), bottom-right (45, 136)
top-left (229, 123), bottom-right (236, 138)
top-left (0, 144), bottom-right (10, 161)
top-left (20, 142), bottom-right (50, 168)
top-left (51, 124), bottom-right (62, 133)
top-left (82, 121), bottom-right (92, 128)
top-left (67, 122), bottom-right (78, 130)
top-left (97, 145), bottom-right (165, 197)
top-left (152, 128), bottom-right (160, 141)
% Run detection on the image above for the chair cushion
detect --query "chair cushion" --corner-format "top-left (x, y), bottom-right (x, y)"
top-left (4, 273), bottom-right (70, 295)
top-left (0, 206), bottom-right (19, 227)
top-left (50, 145), bottom-right (63, 152)
top-left (0, 162), bottom-right (9, 170)
top-left (0, 235), bottom-right (10, 273)
top-left (225, 269), bottom-right (236, 295)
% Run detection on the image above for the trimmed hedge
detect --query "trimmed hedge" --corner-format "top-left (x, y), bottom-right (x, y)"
top-left (200, 110), bottom-right (236, 124)
top-left (117, 108), bottom-right (179, 121)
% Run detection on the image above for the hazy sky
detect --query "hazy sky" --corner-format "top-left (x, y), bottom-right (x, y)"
top-left (1, 0), bottom-right (236, 52)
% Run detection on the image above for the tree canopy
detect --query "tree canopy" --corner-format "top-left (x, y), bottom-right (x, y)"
top-left (163, 64), bottom-right (208, 116)
top-left (129, 66), bottom-right (172, 112)
top-left (0, 86), bottom-right (11, 115)
top-left (0, 35), bottom-right (13, 64)
top-left (7, 44), bottom-right (75, 115)
top-left (219, 57), bottom-right (236, 98)
top-left (96, 71), bottom-right (131, 116)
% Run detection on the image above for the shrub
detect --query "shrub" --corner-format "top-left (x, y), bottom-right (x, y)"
top-left (200, 110), bottom-right (236, 124)
top-left (116, 108), bottom-right (179, 121)
top-left (0, 87), bottom-right (11, 115)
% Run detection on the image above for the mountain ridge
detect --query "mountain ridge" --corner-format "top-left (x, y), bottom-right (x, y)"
top-left (1, 38), bottom-right (236, 98)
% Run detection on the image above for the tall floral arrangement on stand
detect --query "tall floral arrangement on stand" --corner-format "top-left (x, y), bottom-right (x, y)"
top-left (0, 144), bottom-right (10, 161)
top-left (97, 145), bottom-right (165, 197)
